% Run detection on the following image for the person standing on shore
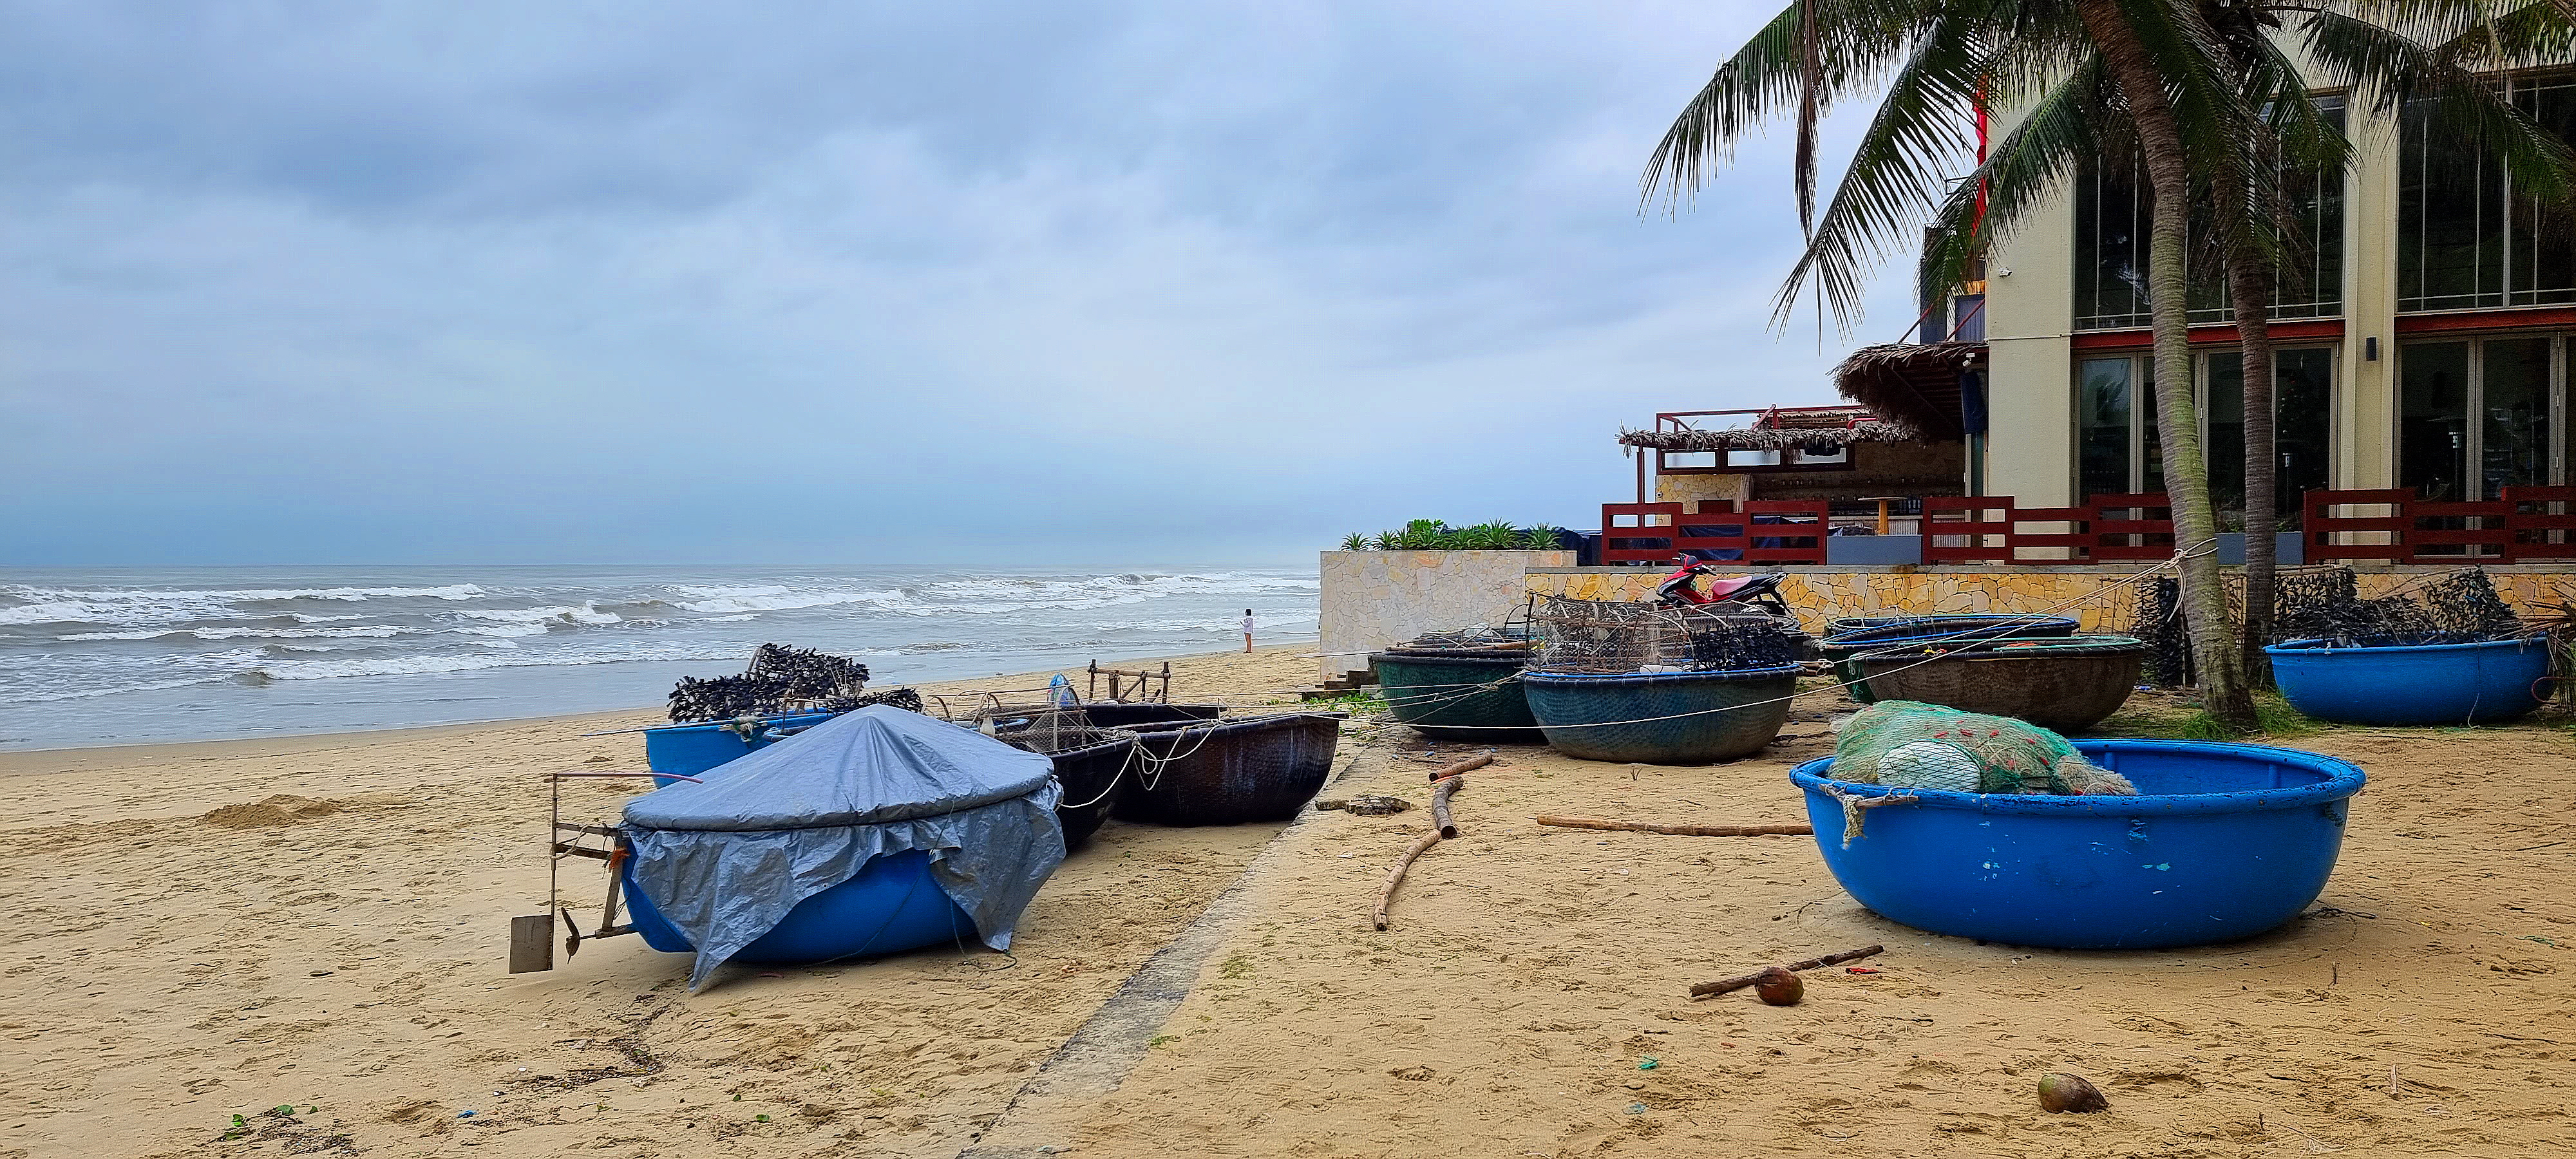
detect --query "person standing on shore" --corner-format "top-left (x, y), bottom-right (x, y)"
top-left (1241, 609), bottom-right (1255, 653)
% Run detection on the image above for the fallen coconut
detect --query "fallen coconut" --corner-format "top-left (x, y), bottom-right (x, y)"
top-left (2037, 1072), bottom-right (2109, 1113)
top-left (1752, 966), bottom-right (1804, 1006)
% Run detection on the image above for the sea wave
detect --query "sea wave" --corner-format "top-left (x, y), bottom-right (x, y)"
top-left (672, 588), bottom-right (903, 614)
top-left (456, 603), bottom-right (622, 625)
top-left (246, 646), bottom-right (739, 682)
top-left (56, 625), bottom-right (412, 642)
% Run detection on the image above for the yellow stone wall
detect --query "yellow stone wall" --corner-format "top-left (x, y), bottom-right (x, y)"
top-left (1527, 568), bottom-right (2576, 637)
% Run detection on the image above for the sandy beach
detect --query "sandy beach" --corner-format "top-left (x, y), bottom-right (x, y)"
top-left (5, 646), bottom-right (2573, 1158)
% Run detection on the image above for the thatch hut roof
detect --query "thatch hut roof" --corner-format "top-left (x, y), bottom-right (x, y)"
top-left (1832, 341), bottom-right (1983, 440)
top-left (1617, 413), bottom-right (1922, 451)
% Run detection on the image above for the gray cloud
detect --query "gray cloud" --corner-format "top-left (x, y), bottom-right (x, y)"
top-left (1, 0), bottom-right (1929, 565)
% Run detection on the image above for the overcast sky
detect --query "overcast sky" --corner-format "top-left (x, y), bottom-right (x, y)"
top-left (1, 1), bottom-right (1922, 567)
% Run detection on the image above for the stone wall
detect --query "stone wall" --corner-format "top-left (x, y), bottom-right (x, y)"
top-left (1527, 566), bottom-right (2576, 637)
top-left (1318, 550), bottom-right (1575, 681)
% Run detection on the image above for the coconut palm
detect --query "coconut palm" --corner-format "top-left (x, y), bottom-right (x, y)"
top-left (1646, 0), bottom-right (2576, 727)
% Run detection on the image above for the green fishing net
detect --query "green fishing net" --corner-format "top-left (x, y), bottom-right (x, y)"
top-left (1832, 700), bottom-right (2135, 796)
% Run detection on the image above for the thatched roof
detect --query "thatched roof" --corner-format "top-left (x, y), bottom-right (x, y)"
top-left (1618, 417), bottom-right (1923, 451)
top-left (1832, 341), bottom-right (1983, 440)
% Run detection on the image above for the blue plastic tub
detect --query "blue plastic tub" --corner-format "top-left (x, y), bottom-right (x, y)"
top-left (622, 848), bottom-right (976, 964)
top-left (643, 711), bottom-right (836, 787)
top-left (2266, 637), bottom-right (2552, 726)
top-left (1790, 740), bottom-right (2366, 949)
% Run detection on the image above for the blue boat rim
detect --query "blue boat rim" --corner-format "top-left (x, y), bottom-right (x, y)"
top-left (1789, 740), bottom-right (2366, 816)
top-left (2266, 636), bottom-right (2544, 656)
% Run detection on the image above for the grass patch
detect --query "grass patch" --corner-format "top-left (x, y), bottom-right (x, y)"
top-left (1304, 690), bottom-right (1388, 713)
top-left (2145, 693), bottom-right (2322, 742)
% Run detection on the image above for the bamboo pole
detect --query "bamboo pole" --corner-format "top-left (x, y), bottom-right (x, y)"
top-left (1535, 815), bottom-right (1812, 838)
top-left (1426, 751), bottom-right (1495, 782)
top-left (1689, 945), bottom-right (1885, 998)
top-left (1374, 775), bottom-right (1468, 930)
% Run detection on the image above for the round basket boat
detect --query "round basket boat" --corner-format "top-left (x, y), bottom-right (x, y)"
top-left (1368, 650), bottom-right (1539, 742)
top-left (1519, 666), bottom-right (1800, 764)
top-left (643, 710), bottom-right (837, 787)
top-left (625, 848), bottom-right (974, 963)
top-left (1082, 701), bottom-right (1227, 730)
top-left (1848, 635), bottom-right (2145, 732)
top-left (1115, 713), bottom-right (1345, 826)
top-left (1789, 740), bottom-right (2365, 948)
top-left (994, 725), bottom-right (1138, 850)
top-left (2265, 637), bottom-right (2552, 726)
top-left (1821, 616), bottom-right (2082, 704)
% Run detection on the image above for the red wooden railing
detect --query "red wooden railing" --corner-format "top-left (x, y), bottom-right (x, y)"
top-left (1598, 500), bottom-right (1831, 565)
top-left (1604, 489), bottom-right (2576, 566)
top-left (2304, 485), bottom-right (2576, 563)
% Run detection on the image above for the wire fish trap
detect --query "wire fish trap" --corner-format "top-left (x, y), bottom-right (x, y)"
top-left (667, 643), bottom-right (876, 722)
top-left (1527, 595), bottom-right (1804, 675)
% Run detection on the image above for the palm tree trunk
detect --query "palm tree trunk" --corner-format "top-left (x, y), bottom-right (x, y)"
top-left (2228, 255), bottom-right (2278, 686)
top-left (2072, 0), bottom-right (2260, 730)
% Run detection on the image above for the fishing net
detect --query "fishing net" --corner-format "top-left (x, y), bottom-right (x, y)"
top-left (1527, 596), bottom-right (1805, 675)
top-left (1830, 701), bottom-right (2136, 796)
top-left (666, 643), bottom-right (878, 722)
top-left (2130, 566), bottom-right (2531, 686)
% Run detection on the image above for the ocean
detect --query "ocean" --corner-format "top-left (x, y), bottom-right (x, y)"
top-left (0, 565), bottom-right (1320, 751)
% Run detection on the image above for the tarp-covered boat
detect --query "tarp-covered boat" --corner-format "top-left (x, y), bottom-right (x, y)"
top-left (621, 706), bottom-right (1065, 987)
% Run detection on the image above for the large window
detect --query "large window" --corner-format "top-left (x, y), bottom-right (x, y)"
top-left (2075, 349), bottom-right (2334, 526)
top-left (2398, 337), bottom-right (2566, 500)
top-left (2075, 97), bottom-right (2346, 330)
top-left (2398, 77), bottom-right (2576, 312)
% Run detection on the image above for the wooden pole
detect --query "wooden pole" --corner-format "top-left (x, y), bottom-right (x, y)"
top-left (1374, 775), bottom-right (1467, 930)
top-left (1535, 815), bottom-right (1812, 838)
top-left (1372, 831), bottom-right (1442, 932)
top-left (1430, 774), bottom-right (1464, 839)
top-left (1427, 750), bottom-right (1495, 782)
top-left (1689, 945), bottom-right (1885, 998)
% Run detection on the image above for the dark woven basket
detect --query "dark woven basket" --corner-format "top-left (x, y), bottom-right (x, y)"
top-left (1821, 616), bottom-right (2083, 705)
top-left (1520, 667), bottom-right (1799, 764)
top-left (1368, 652), bottom-right (1539, 742)
top-left (1082, 702), bottom-right (1227, 729)
top-left (1114, 713), bottom-right (1346, 826)
top-left (994, 726), bottom-right (1137, 850)
top-left (1852, 635), bottom-right (2146, 732)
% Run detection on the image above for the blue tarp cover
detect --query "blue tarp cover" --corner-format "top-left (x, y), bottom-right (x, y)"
top-left (622, 706), bottom-right (1065, 986)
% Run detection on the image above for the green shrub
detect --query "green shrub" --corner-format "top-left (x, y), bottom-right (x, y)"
top-left (1335, 520), bottom-right (1563, 552)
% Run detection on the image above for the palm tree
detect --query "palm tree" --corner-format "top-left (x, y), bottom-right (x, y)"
top-left (1647, 0), bottom-right (2576, 728)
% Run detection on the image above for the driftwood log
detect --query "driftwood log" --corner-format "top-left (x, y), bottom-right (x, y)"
top-left (1689, 945), bottom-right (1885, 998)
top-left (1430, 774), bottom-right (1464, 838)
top-left (1426, 751), bottom-right (1495, 782)
top-left (1535, 815), bottom-right (1814, 838)
top-left (1373, 775), bottom-right (1466, 930)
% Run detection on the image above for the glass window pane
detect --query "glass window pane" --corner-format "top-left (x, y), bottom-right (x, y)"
top-left (2206, 354), bottom-right (2247, 528)
top-left (2401, 342), bottom-right (2472, 500)
top-left (2143, 362), bottom-right (2163, 495)
top-left (2276, 348), bottom-right (2334, 522)
top-left (2483, 337), bottom-right (2552, 497)
top-left (2077, 358), bottom-right (2133, 498)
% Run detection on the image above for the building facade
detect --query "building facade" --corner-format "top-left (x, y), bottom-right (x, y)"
top-left (1980, 77), bottom-right (2576, 521)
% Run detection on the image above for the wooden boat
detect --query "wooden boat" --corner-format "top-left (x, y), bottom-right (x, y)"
top-left (1850, 635), bottom-right (2145, 731)
top-left (1368, 649), bottom-right (1539, 742)
top-left (1520, 666), bottom-right (1799, 764)
top-left (1113, 713), bottom-right (1345, 825)
top-left (992, 717), bottom-right (1139, 849)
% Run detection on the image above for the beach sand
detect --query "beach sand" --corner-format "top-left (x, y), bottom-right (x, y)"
top-left (3, 648), bottom-right (2572, 1157)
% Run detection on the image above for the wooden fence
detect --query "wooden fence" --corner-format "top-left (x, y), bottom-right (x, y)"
top-left (1603, 488), bottom-right (2576, 566)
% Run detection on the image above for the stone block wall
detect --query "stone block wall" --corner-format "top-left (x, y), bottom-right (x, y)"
top-left (1317, 550), bottom-right (1575, 681)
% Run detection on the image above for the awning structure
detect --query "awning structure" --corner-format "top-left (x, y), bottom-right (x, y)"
top-left (1831, 341), bottom-right (1984, 441)
top-left (1616, 408), bottom-right (1922, 451)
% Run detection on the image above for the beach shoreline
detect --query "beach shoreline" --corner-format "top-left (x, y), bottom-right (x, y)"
top-left (0, 643), bottom-right (1314, 769)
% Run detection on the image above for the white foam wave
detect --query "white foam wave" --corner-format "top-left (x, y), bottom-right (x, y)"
top-left (455, 624), bottom-right (547, 638)
top-left (672, 589), bottom-right (902, 614)
top-left (246, 646), bottom-right (736, 681)
top-left (57, 625), bottom-right (411, 642)
top-left (456, 603), bottom-right (621, 625)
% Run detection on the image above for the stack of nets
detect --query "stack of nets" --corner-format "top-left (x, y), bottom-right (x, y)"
top-left (1527, 595), bottom-right (1804, 675)
top-left (2132, 566), bottom-right (2530, 686)
top-left (667, 643), bottom-right (905, 722)
top-left (1832, 701), bottom-right (2136, 796)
